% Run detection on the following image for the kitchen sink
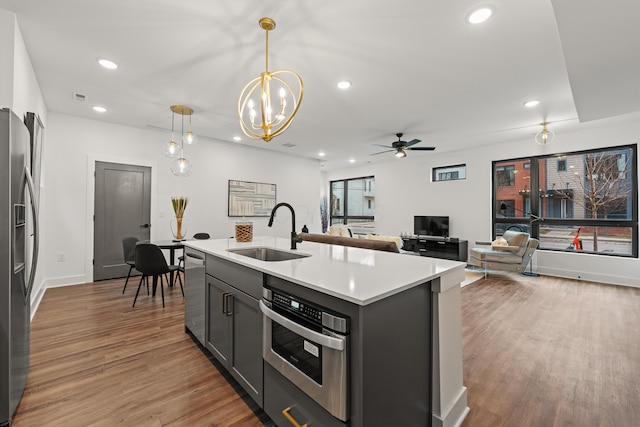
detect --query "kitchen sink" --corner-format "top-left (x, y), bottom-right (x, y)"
top-left (226, 247), bottom-right (311, 262)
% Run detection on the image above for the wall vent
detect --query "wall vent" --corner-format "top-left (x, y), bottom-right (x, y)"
top-left (73, 92), bottom-right (87, 102)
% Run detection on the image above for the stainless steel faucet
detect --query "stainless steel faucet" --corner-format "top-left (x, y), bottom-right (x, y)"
top-left (268, 202), bottom-right (303, 250)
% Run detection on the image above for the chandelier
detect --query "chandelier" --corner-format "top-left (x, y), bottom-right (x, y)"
top-left (238, 17), bottom-right (303, 142)
top-left (163, 105), bottom-right (195, 177)
top-left (535, 121), bottom-right (555, 145)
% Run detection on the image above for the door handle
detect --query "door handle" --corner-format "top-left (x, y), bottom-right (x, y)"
top-left (222, 292), bottom-right (234, 316)
top-left (282, 406), bottom-right (308, 427)
top-left (23, 167), bottom-right (39, 303)
top-left (140, 223), bottom-right (150, 228)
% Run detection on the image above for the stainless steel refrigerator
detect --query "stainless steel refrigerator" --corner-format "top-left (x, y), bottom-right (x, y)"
top-left (1, 108), bottom-right (39, 426)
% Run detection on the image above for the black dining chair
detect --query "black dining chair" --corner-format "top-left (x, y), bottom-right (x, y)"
top-left (122, 236), bottom-right (139, 294)
top-left (133, 243), bottom-right (183, 308)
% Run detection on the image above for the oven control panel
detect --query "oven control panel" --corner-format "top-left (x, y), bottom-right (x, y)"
top-left (272, 292), bottom-right (322, 322)
top-left (266, 288), bottom-right (349, 334)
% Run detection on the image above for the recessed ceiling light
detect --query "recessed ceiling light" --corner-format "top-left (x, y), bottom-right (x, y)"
top-left (233, 136), bottom-right (242, 142)
top-left (349, 158), bottom-right (356, 163)
top-left (97, 58), bottom-right (118, 70)
top-left (524, 100), bottom-right (540, 108)
top-left (92, 106), bottom-right (107, 113)
top-left (337, 81), bottom-right (351, 89)
top-left (467, 7), bottom-right (493, 24)
top-left (318, 152), bottom-right (325, 157)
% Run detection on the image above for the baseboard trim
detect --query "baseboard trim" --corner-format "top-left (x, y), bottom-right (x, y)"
top-left (432, 386), bottom-right (469, 427)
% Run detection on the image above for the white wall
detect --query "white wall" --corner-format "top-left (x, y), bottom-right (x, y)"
top-left (40, 113), bottom-right (322, 290)
top-left (0, 9), bottom-right (14, 106)
top-left (325, 112), bottom-right (640, 288)
top-left (0, 9), bottom-right (48, 312)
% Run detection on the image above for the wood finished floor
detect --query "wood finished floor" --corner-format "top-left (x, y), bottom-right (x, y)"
top-left (460, 273), bottom-right (640, 427)
top-left (11, 272), bottom-right (640, 426)
top-left (12, 276), bottom-right (267, 427)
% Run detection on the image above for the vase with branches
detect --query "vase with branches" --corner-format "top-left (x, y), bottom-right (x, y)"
top-left (171, 196), bottom-right (188, 240)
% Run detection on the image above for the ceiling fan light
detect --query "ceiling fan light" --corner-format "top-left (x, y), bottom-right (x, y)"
top-left (396, 149), bottom-right (406, 158)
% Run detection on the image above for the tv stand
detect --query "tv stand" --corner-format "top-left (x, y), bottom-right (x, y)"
top-left (402, 236), bottom-right (468, 262)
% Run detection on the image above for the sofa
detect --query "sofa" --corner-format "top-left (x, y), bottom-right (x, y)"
top-left (299, 233), bottom-right (400, 253)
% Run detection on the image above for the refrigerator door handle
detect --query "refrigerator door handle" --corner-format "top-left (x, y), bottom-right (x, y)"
top-left (23, 166), bottom-right (39, 303)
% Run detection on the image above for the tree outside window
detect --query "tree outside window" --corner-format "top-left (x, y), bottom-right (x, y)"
top-left (493, 145), bottom-right (637, 257)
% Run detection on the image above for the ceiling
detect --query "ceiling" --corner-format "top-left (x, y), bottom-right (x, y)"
top-left (3, 0), bottom-right (640, 170)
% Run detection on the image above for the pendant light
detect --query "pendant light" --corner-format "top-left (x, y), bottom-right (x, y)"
top-left (535, 122), bottom-right (555, 145)
top-left (238, 17), bottom-right (303, 142)
top-left (163, 108), bottom-right (180, 158)
top-left (167, 105), bottom-right (193, 177)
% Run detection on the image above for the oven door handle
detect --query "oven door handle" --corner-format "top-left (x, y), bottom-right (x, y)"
top-left (259, 301), bottom-right (345, 351)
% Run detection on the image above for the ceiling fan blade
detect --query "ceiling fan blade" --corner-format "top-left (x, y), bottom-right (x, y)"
top-left (406, 147), bottom-right (436, 151)
top-left (370, 149), bottom-right (394, 156)
top-left (404, 139), bottom-right (421, 147)
top-left (373, 144), bottom-right (394, 149)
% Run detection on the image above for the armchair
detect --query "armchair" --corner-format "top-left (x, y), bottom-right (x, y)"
top-left (469, 230), bottom-right (539, 276)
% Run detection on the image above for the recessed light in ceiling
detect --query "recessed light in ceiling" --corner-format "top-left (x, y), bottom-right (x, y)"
top-left (337, 81), bottom-right (351, 89)
top-left (524, 100), bottom-right (540, 108)
top-left (467, 7), bottom-right (493, 24)
top-left (97, 58), bottom-right (118, 70)
top-left (349, 158), bottom-right (356, 163)
top-left (318, 152), bottom-right (325, 157)
top-left (233, 136), bottom-right (242, 142)
top-left (92, 105), bottom-right (107, 113)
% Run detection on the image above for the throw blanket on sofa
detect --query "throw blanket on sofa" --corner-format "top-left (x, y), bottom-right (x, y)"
top-left (299, 233), bottom-right (400, 253)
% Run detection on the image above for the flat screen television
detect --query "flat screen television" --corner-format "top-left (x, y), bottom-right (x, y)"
top-left (414, 215), bottom-right (450, 238)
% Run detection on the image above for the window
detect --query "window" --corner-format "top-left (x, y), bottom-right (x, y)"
top-left (433, 164), bottom-right (466, 182)
top-left (330, 176), bottom-right (375, 234)
top-left (558, 159), bottom-right (567, 171)
top-left (492, 145), bottom-right (637, 257)
top-left (496, 165), bottom-right (515, 187)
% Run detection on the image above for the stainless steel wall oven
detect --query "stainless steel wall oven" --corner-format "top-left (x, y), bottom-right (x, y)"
top-left (260, 286), bottom-right (350, 421)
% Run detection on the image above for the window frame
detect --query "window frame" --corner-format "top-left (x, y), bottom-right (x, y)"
top-left (492, 144), bottom-right (638, 258)
top-left (432, 164), bottom-right (466, 182)
top-left (329, 175), bottom-right (375, 233)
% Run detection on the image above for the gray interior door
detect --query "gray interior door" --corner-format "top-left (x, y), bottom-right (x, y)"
top-left (93, 162), bottom-right (151, 281)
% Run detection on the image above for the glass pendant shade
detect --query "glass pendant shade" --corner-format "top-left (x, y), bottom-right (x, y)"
top-left (171, 156), bottom-right (192, 177)
top-left (535, 122), bottom-right (555, 145)
top-left (184, 130), bottom-right (197, 145)
top-left (163, 139), bottom-right (180, 158)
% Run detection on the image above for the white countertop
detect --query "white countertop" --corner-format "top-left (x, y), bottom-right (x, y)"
top-left (185, 236), bottom-right (466, 305)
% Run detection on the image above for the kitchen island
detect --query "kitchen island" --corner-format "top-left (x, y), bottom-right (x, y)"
top-left (184, 236), bottom-right (469, 427)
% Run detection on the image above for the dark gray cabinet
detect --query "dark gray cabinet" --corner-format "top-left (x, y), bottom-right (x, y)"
top-left (264, 275), bottom-right (432, 427)
top-left (184, 249), bottom-right (206, 346)
top-left (205, 256), bottom-right (264, 407)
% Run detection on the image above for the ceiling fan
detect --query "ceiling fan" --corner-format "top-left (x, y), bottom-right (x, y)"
top-left (371, 133), bottom-right (435, 158)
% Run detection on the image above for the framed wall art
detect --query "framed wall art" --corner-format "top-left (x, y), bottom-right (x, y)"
top-left (228, 180), bottom-right (277, 217)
